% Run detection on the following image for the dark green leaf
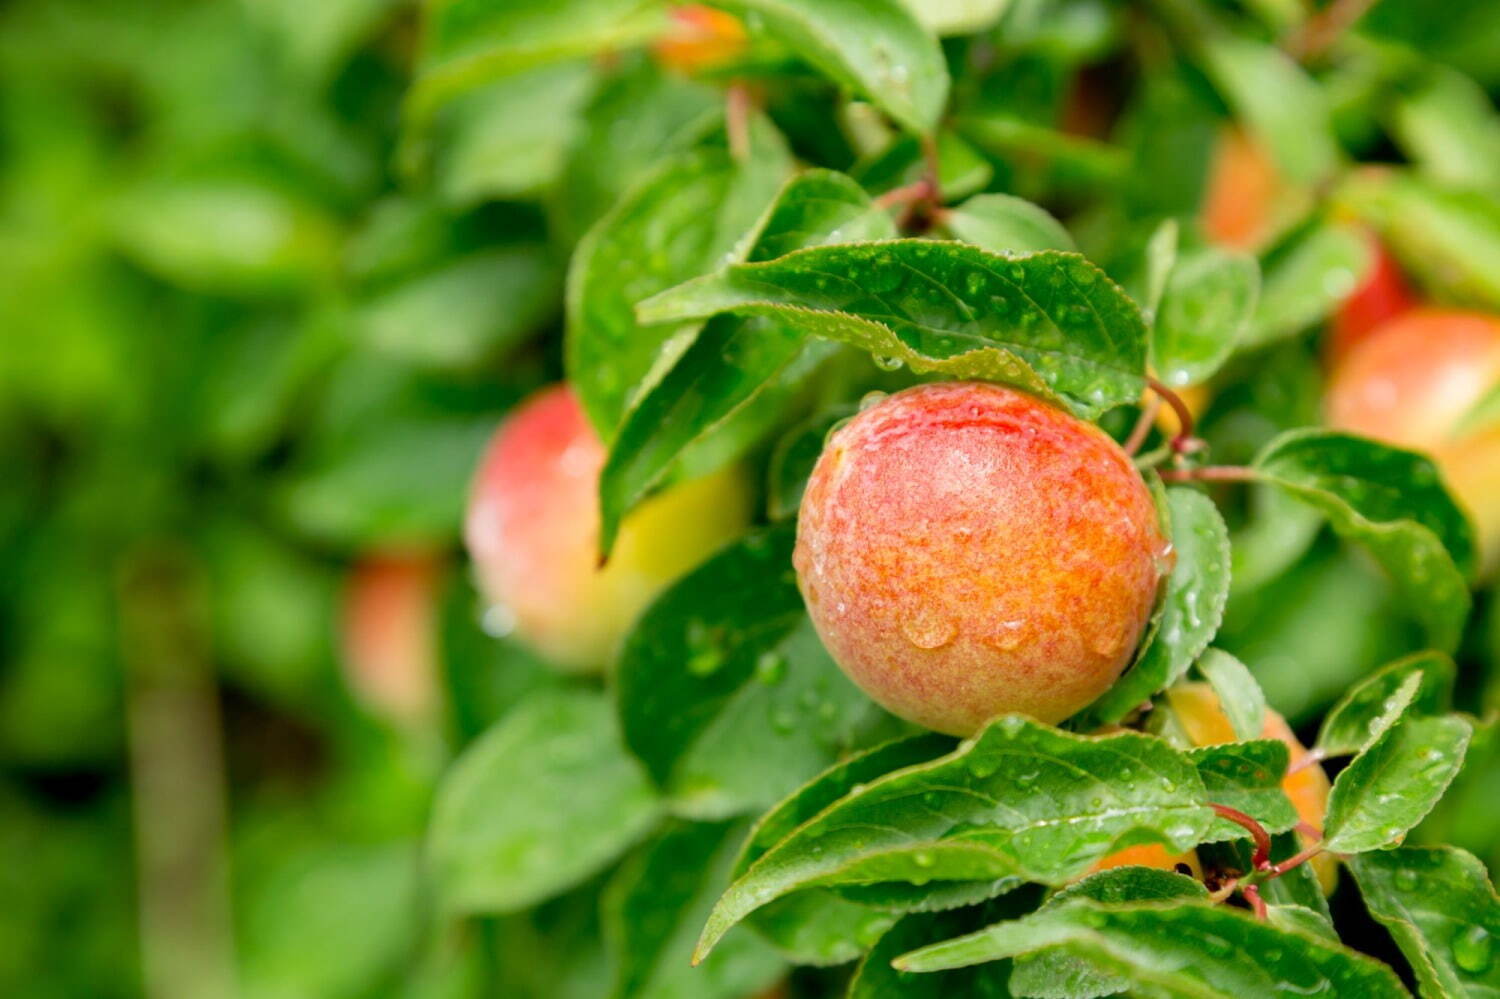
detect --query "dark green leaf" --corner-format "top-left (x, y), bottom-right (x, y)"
top-left (428, 689), bottom-right (660, 914)
top-left (697, 718), bottom-right (1222, 961)
top-left (942, 194), bottom-right (1076, 256)
top-left (602, 821), bottom-right (784, 999)
top-left (1076, 488), bottom-right (1230, 727)
top-left (640, 240), bottom-right (1149, 419)
top-left (711, 0), bottom-right (949, 134)
top-left (1152, 246), bottom-right (1258, 387)
top-left (896, 900), bottom-right (1407, 997)
top-left (1189, 740), bottom-right (1298, 840)
top-left (1323, 713), bottom-right (1472, 854)
top-left (598, 169), bottom-right (893, 553)
top-left (1349, 845), bottom-right (1500, 998)
top-left (566, 115), bottom-right (792, 437)
top-left (617, 524), bottom-right (892, 819)
top-left (1254, 429), bottom-right (1476, 651)
top-left (849, 893), bottom-right (1042, 999)
top-left (1316, 651), bottom-right (1456, 758)
top-left (766, 405), bottom-right (855, 521)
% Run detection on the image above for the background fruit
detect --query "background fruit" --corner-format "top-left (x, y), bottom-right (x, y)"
top-left (1326, 309), bottom-right (1500, 570)
top-left (340, 553), bottom-right (440, 725)
top-left (1326, 233), bottom-right (1418, 364)
top-left (466, 385), bottom-right (752, 672)
top-left (794, 382), bottom-right (1169, 735)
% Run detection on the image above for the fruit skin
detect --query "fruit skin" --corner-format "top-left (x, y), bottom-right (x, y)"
top-left (340, 553), bottom-right (440, 724)
top-left (1202, 129), bottom-right (1282, 251)
top-left (794, 382), bottom-right (1169, 736)
top-left (1326, 233), bottom-right (1418, 365)
top-left (1325, 308), bottom-right (1500, 571)
top-left (653, 5), bottom-right (746, 74)
top-left (465, 385), bottom-right (752, 672)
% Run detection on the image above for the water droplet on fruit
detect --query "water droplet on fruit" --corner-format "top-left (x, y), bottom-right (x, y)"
top-left (860, 391), bottom-right (890, 412)
top-left (1154, 542), bottom-right (1176, 577)
top-left (1090, 625), bottom-right (1126, 657)
top-left (985, 620), bottom-right (1026, 651)
top-left (902, 610), bottom-right (956, 650)
top-left (1454, 926), bottom-right (1493, 974)
top-left (755, 651), bottom-right (787, 685)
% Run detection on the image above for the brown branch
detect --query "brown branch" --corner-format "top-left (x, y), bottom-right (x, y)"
top-left (1145, 376), bottom-right (1199, 454)
top-left (1285, 0), bottom-right (1380, 61)
top-left (1158, 465), bottom-right (1259, 484)
top-left (726, 81), bottom-right (751, 161)
top-left (1124, 396), bottom-right (1163, 457)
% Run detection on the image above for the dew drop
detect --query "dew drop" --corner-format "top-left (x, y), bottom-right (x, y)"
top-left (1394, 869), bottom-right (1420, 891)
top-left (481, 603), bottom-right (516, 638)
top-left (771, 707), bottom-right (797, 733)
top-left (755, 651), bottom-right (787, 685)
top-left (964, 271), bottom-right (986, 296)
top-left (913, 852), bottom-right (935, 868)
top-left (1454, 926), bottom-right (1493, 974)
top-left (872, 354), bottom-right (904, 372)
top-left (985, 620), bottom-right (1027, 652)
top-left (902, 610), bottom-right (957, 650)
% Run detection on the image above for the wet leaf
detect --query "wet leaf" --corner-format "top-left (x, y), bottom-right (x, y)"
top-left (1316, 651), bottom-right (1456, 758)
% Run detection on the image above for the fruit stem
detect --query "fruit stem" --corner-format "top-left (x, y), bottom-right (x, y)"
top-left (1267, 842), bottom-right (1326, 880)
top-left (1123, 396), bottom-right (1162, 457)
top-left (1158, 465), bottom-right (1258, 484)
top-left (1210, 802), bottom-right (1272, 870)
top-left (1285, 0), bottom-right (1378, 60)
top-left (1243, 882), bottom-right (1268, 920)
top-left (726, 81), bottom-right (752, 161)
top-left (1145, 376), bottom-right (1199, 455)
top-left (1287, 748), bottom-right (1327, 777)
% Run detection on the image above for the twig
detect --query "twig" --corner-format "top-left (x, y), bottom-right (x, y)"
top-left (875, 179), bottom-right (935, 210)
top-left (1268, 842), bottom-right (1327, 879)
top-left (1145, 376), bottom-right (1199, 455)
top-left (1285, 0), bottom-right (1380, 60)
top-left (726, 81), bottom-right (751, 161)
top-left (1123, 397), bottom-right (1163, 457)
top-left (1158, 465), bottom-right (1258, 484)
top-left (1243, 882), bottom-right (1269, 920)
top-left (1295, 820), bottom-right (1324, 841)
top-left (1210, 803), bottom-right (1272, 870)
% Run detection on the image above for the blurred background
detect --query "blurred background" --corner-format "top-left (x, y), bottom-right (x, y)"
top-left (3, 0), bottom-right (1499, 997)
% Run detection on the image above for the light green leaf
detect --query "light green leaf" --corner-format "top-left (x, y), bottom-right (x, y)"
top-left (603, 821), bottom-right (784, 999)
top-left (1389, 65), bottom-right (1500, 193)
top-left (1254, 429), bottom-right (1476, 651)
top-left (1246, 221), bottom-right (1371, 348)
top-left (640, 240), bottom-right (1149, 419)
top-left (1152, 246), bottom-right (1258, 387)
top-left (616, 524), bottom-right (892, 819)
top-left (1076, 488), bottom-right (1230, 727)
top-left (1316, 651), bottom-right (1456, 758)
top-left (1322, 713), bottom-right (1472, 854)
top-left (899, 0), bottom-right (1011, 36)
top-left (566, 114), bottom-right (792, 437)
top-left (1349, 845), bottom-right (1500, 999)
top-left (1194, 649), bottom-right (1265, 742)
top-left (849, 893), bottom-right (1040, 999)
top-left (896, 900), bottom-right (1407, 997)
top-left (942, 193), bottom-right (1076, 255)
top-left (696, 718), bottom-right (1222, 961)
top-left (598, 169), bottom-right (894, 554)
top-left (710, 0), bottom-right (949, 134)
top-left (409, 0), bottom-right (664, 126)
top-left (427, 689), bottom-right (660, 914)
top-left (1189, 740), bottom-right (1298, 841)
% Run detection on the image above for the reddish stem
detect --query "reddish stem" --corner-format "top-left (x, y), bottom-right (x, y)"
top-left (1287, 748), bottom-right (1327, 777)
top-left (1268, 842), bottom-right (1326, 880)
top-left (1295, 820), bottom-right (1324, 842)
top-left (1243, 882), bottom-right (1268, 920)
top-left (1158, 465), bottom-right (1258, 484)
top-left (875, 179), bottom-right (935, 210)
top-left (1211, 803), bottom-right (1272, 870)
top-left (1285, 0), bottom-right (1379, 60)
top-left (1123, 397), bottom-right (1162, 457)
top-left (1145, 376), bottom-right (1198, 454)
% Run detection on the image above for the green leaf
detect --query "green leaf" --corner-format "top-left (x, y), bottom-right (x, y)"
top-left (1266, 904), bottom-right (1339, 944)
top-left (899, 0), bottom-right (1011, 36)
top-left (427, 689), bottom-right (660, 914)
top-left (1246, 221), bottom-right (1371, 348)
top-left (1322, 713), bottom-right (1472, 854)
top-left (597, 169), bottom-right (894, 554)
top-left (710, 0), bottom-right (949, 134)
top-left (1197, 32), bottom-right (1340, 185)
top-left (355, 248), bottom-right (560, 370)
top-left (409, 0), bottom-right (665, 126)
top-left (1389, 65), bottom-right (1500, 193)
top-left (941, 193), bottom-right (1076, 255)
top-left (734, 735), bottom-right (954, 965)
top-left (1316, 651), bottom-right (1456, 758)
top-left (766, 405), bottom-right (855, 521)
top-left (1189, 740), bottom-right (1298, 840)
top-left (603, 821), bottom-right (784, 999)
top-left (434, 61), bottom-right (595, 205)
top-left (1342, 170), bottom-right (1500, 311)
top-left (849, 892), bottom-right (1042, 998)
top-left (1114, 219), bottom-right (1180, 325)
top-left (696, 717), bottom-right (1223, 961)
top-left (1194, 649), bottom-right (1265, 742)
top-left (1009, 868), bottom-right (1207, 999)
top-left (566, 114), bottom-right (792, 437)
top-left (896, 900), bottom-right (1407, 997)
top-left (1253, 429), bottom-right (1476, 651)
top-left (1152, 246), bottom-right (1258, 388)
top-left (616, 524), bottom-right (892, 819)
top-left (1349, 845), bottom-right (1500, 998)
top-left (640, 241), bottom-right (1149, 419)
top-left (1075, 488), bottom-right (1230, 727)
